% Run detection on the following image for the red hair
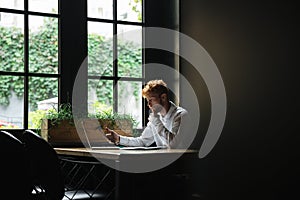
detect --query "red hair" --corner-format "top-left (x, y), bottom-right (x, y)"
top-left (142, 79), bottom-right (169, 98)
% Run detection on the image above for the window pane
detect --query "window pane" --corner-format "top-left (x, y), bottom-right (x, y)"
top-left (88, 22), bottom-right (113, 76)
top-left (0, 13), bottom-right (24, 72)
top-left (117, 24), bottom-right (142, 77)
top-left (118, 81), bottom-right (142, 128)
top-left (0, 75), bottom-right (24, 129)
top-left (28, 77), bottom-right (58, 128)
top-left (88, 79), bottom-right (113, 115)
top-left (88, 0), bottom-right (113, 20)
top-left (0, 0), bottom-right (24, 10)
top-left (29, 16), bottom-right (58, 74)
top-left (28, 0), bottom-right (58, 14)
top-left (117, 0), bottom-right (142, 22)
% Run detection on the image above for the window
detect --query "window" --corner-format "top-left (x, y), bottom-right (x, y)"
top-left (87, 0), bottom-right (144, 128)
top-left (0, 0), bottom-right (59, 129)
top-left (0, 0), bottom-right (144, 130)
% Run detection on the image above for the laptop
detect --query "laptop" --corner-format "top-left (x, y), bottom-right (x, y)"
top-left (81, 119), bottom-right (166, 150)
top-left (81, 119), bottom-right (120, 150)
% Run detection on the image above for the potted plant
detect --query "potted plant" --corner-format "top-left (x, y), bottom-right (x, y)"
top-left (40, 103), bottom-right (138, 147)
top-left (90, 109), bottom-right (138, 137)
top-left (40, 103), bottom-right (79, 146)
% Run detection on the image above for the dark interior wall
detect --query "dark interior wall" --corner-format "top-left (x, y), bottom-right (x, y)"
top-left (60, 0), bottom-right (87, 106)
top-left (144, 0), bottom-right (179, 104)
top-left (180, 0), bottom-right (299, 199)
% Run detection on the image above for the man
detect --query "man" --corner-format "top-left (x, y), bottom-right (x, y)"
top-left (106, 79), bottom-right (187, 148)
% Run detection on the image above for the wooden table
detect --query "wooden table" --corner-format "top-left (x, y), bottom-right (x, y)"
top-left (54, 147), bottom-right (196, 159)
top-left (55, 147), bottom-right (198, 200)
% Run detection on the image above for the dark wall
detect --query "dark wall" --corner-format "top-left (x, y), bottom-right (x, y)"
top-left (144, 0), bottom-right (179, 96)
top-left (144, 0), bottom-right (180, 120)
top-left (180, 0), bottom-right (299, 199)
top-left (60, 0), bottom-right (87, 106)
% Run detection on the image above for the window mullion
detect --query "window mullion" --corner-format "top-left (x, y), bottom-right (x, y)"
top-left (23, 0), bottom-right (29, 129)
top-left (113, 0), bottom-right (118, 113)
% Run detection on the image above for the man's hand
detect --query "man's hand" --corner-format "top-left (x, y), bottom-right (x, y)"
top-left (105, 127), bottom-right (120, 145)
top-left (151, 103), bottom-right (164, 116)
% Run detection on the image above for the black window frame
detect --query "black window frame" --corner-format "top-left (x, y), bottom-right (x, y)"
top-left (0, 0), bottom-right (146, 131)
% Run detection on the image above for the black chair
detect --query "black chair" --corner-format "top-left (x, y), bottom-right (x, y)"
top-left (0, 130), bottom-right (32, 200)
top-left (22, 129), bottom-right (65, 200)
top-left (23, 130), bottom-right (113, 200)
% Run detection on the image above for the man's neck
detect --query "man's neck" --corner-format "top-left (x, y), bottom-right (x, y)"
top-left (161, 101), bottom-right (171, 116)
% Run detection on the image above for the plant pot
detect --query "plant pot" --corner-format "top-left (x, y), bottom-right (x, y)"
top-left (41, 119), bottom-right (83, 147)
top-left (41, 118), bottom-right (134, 147)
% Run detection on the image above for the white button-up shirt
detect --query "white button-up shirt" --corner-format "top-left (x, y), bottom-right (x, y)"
top-left (119, 101), bottom-right (187, 148)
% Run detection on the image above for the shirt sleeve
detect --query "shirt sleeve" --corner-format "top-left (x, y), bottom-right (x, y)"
top-left (119, 125), bottom-right (155, 147)
top-left (169, 110), bottom-right (189, 148)
top-left (151, 109), bottom-right (188, 147)
top-left (119, 107), bottom-right (187, 148)
top-left (152, 113), bottom-right (181, 137)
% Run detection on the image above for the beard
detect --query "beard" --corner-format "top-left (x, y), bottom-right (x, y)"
top-left (152, 104), bottom-right (164, 113)
top-left (151, 98), bottom-right (168, 114)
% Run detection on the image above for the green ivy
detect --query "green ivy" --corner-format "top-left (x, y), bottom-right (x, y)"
top-left (0, 26), bottom-right (24, 106)
top-left (0, 18), bottom-right (142, 109)
top-left (129, 0), bottom-right (143, 22)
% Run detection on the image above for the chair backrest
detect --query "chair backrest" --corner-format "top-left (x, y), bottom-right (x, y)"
top-left (0, 131), bottom-right (32, 199)
top-left (22, 129), bottom-right (65, 200)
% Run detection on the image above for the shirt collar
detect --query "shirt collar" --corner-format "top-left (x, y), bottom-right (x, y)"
top-left (160, 101), bottom-right (176, 119)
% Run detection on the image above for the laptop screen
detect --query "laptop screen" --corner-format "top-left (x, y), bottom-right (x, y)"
top-left (81, 119), bottom-right (118, 149)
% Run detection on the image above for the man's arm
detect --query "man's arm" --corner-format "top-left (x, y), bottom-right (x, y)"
top-left (150, 110), bottom-right (187, 147)
top-left (106, 126), bottom-right (154, 147)
top-left (119, 126), bottom-right (154, 147)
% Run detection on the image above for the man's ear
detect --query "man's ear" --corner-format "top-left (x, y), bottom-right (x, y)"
top-left (160, 93), bottom-right (167, 101)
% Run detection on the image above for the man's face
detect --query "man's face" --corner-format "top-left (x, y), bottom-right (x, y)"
top-left (146, 95), bottom-right (161, 109)
top-left (146, 93), bottom-right (166, 113)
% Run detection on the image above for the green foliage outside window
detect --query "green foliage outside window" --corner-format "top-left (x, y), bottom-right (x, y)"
top-left (0, 18), bottom-right (142, 110)
top-left (0, 26), bottom-right (24, 106)
top-left (0, 17), bottom-right (59, 109)
top-left (88, 34), bottom-right (142, 105)
top-left (129, 0), bottom-right (142, 21)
